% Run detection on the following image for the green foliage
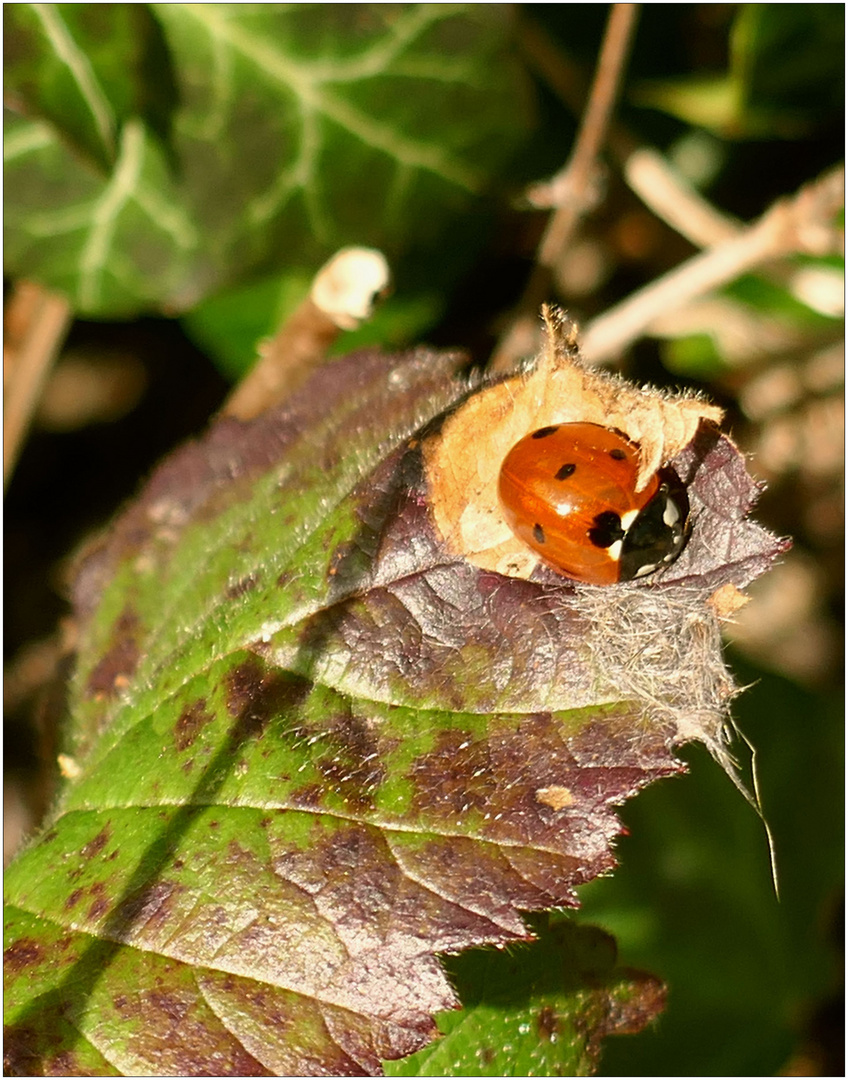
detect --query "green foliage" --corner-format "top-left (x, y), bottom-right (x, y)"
top-left (633, 3), bottom-right (844, 138)
top-left (6, 349), bottom-right (682, 1074)
top-left (4, 4), bottom-right (530, 319)
top-left (579, 658), bottom-right (843, 1076)
top-left (388, 918), bottom-right (665, 1076)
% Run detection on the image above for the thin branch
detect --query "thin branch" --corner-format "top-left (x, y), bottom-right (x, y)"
top-left (623, 148), bottom-right (742, 248)
top-left (625, 149), bottom-right (847, 317)
top-left (537, 3), bottom-right (639, 269)
top-left (522, 16), bottom-right (844, 330)
top-left (489, 4), bottom-right (639, 373)
top-left (4, 282), bottom-right (73, 490)
top-left (222, 247), bottom-right (390, 421)
top-left (581, 164), bottom-right (845, 364)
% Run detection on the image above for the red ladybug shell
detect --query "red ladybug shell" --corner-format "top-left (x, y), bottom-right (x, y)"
top-left (498, 422), bottom-right (689, 585)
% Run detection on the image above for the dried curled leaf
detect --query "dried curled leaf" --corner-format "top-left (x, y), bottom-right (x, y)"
top-left (425, 306), bottom-right (726, 579)
top-left (4, 334), bottom-right (786, 1076)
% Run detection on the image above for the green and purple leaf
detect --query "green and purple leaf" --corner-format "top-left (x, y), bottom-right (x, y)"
top-left (4, 346), bottom-right (786, 1075)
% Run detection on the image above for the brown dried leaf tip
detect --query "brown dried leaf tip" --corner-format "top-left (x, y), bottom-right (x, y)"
top-left (424, 305), bottom-right (789, 833)
top-left (425, 305), bottom-right (725, 580)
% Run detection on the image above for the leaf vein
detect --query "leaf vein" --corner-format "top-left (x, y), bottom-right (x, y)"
top-left (30, 3), bottom-right (116, 160)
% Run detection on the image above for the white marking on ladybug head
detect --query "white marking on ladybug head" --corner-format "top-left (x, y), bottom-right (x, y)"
top-left (620, 508), bottom-right (639, 531)
top-left (663, 498), bottom-right (680, 528)
top-left (608, 539), bottom-right (623, 561)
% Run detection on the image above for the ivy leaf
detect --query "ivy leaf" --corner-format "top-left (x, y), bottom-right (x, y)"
top-left (3, 109), bottom-right (199, 315)
top-left (3, 4), bottom-right (170, 171)
top-left (4, 4), bottom-right (530, 317)
top-left (4, 344), bottom-right (784, 1074)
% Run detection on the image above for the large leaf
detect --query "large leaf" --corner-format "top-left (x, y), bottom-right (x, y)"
top-left (4, 344), bottom-right (784, 1074)
top-left (4, 4), bottom-right (530, 317)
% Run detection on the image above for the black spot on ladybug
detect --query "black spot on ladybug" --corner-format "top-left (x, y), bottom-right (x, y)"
top-left (609, 448), bottom-right (626, 460)
top-left (588, 510), bottom-right (625, 549)
top-left (555, 462), bottom-right (576, 480)
top-left (531, 426), bottom-right (560, 440)
top-left (533, 522), bottom-right (546, 544)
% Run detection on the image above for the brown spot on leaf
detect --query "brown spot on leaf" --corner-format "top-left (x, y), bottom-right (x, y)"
top-left (85, 606), bottom-right (140, 697)
top-left (64, 888), bottom-right (85, 910)
top-left (308, 708), bottom-right (387, 813)
top-left (410, 729), bottom-right (496, 819)
top-left (87, 881), bottom-right (110, 922)
top-left (148, 990), bottom-right (189, 1023)
top-left (225, 573), bottom-right (258, 599)
top-left (4, 1024), bottom-right (45, 1076)
top-left (225, 659), bottom-right (310, 743)
top-left (111, 880), bottom-right (181, 939)
top-left (80, 824), bottom-right (111, 859)
top-left (3, 937), bottom-right (43, 972)
top-left (537, 1004), bottom-right (560, 1041)
top-left (174, 698), bottom-right (214, 752)
top-left (600, 971), bottom-right (667, 1037)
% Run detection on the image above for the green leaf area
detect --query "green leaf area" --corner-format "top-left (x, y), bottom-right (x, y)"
top-left (5, 348), bottom-right (675, 1076)
top-left (388, 917), bottom-right (666, 1077)
top-left (4, 4), bottom-right (529, 318)
top-left (633, 3), bottom-right (844, 139)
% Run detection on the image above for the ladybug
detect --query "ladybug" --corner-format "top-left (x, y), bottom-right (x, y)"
top-left (497, 422), bottom-right (690, 585)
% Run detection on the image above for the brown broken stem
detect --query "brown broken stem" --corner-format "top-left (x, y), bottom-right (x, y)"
top-left (581, 164), bottom-right (845, 364)
top-left (223, 247), bottom-right (390, 421)
top-left (490, 3), bottom-right (639, 374)
top-left (4, 282), bottom-right (73, 490)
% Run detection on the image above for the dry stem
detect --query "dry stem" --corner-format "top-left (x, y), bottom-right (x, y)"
top-left (490, 4), bottom-right (639, 373)
top-left (581, 164), bottom-right (845, 364)
top-left (624, 148), bottom-right (742, 248)
top-left (223, 247), bottom-right (390, 421)
top-left (4, 282), bottom-right (73, 489)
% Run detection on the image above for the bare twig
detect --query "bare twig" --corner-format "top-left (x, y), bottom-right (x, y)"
top-left (490, 4), bottom-right (639, 373)
top-left (521, 13), bottom-right (733, 249)
top-left (523, 15), bottom-right (844, 326)
top-left (581, 164), bottom-right (844, 364)
top-left (624, 148), bottom-right (742, 248)
top-left (223, 247), bottom-right (390, 421)
top-left (537, 4), bottom-right (639, 268)
top-left (4, 282), bottom-right (73, 489)
top-left (626, 149), bottom-right (846, 318)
